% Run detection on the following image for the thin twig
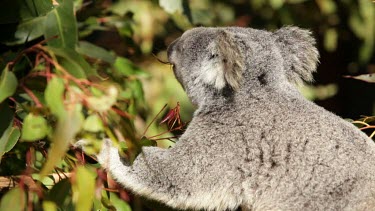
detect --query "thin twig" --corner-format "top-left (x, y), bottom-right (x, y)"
top-left (141, 104), bottom-right (167, 138)
top-left (20, 84), bottom-right (43, 108)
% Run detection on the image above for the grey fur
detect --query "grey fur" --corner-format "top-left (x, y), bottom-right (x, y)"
top-left (98, 27), bottom-right (375, 211)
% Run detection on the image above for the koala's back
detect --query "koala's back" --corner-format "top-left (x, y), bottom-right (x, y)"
top-left (176, 91), bottom-right (375, 211)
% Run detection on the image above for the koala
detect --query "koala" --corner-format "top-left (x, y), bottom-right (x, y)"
top-left (97, 27), bottom-right (375, 211)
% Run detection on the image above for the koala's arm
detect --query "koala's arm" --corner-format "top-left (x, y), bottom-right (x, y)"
top-left (98, 140), bottom-right (174, 204)
top-left (97, 138), bottom-right (242, 210)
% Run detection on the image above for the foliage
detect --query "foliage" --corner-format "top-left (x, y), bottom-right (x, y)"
top-left (0, 0), bottom-right (374, 210)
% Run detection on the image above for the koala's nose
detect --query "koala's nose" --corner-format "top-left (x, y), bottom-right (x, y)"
top-left (167, 38), bottom-right (180, 61)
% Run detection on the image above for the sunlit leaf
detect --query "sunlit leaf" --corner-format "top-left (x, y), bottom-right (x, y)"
top-left (44, 0), bottom-right (77, 48)
top-left (45, 77), bottom-right (66, 119)
top-left (114, 57), bottom-right (149, 77)
top-left (0, 120), bottom-right (20, 161)
top-left (87, 86), bottom-right (118, 112)
top-left (72, 166), bottom-right (96, 211)
top-left (348, 0), bottom-right (375, 62)
top-left (77, 41), bottom-right (116, 64)
top-left (0, 65), bottom-right (18, 103)
top-left (40, 102), bottom-right (83, 177)
top-left (159, 0), bottom-right (183, 14)
top-left (324, 28), bottom-right (338, 52)
top-left (42, 201), bottom-right (57, 211)
top-left (344, 74), bottom-right (375, 83)
top-left (21, 113), bottom-right (48, 141)
top-left (316, 0), bottom-right (336, 15)
top-left (269, 0), bottom-right (284, 9)
top-left (109, 192), bottom-right (131, 211)
top-left (0, 187), bottom-right (26, 211)
top-left (83, 114), bottom-right (104, 132)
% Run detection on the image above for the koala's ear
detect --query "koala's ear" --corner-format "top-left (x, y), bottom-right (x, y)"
top-left (274, 26), bottom-right (319, 83)
top-left (200, 30), bottom-right (245, 91)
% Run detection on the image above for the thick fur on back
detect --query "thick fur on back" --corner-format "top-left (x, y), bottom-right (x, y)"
top-left (97, 27), bottom-right (375, 211)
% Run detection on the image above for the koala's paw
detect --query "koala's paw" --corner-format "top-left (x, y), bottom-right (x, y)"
top-left (74, 138), bottom-right (119, 169)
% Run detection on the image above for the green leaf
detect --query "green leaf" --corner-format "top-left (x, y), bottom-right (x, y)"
top-left (110, 192), bottom-right (131, 211)
top-left (44, 0), bottom-right (77, 48)
top-left (0, 120), bottom-right (20, 160)
top-left (45, 77), bottom-right (66, 119)
top-left (4, 16), bottom-right (46, 45)
top-left (0, 187), bottom-right (26, 211)
top-left (21, 113), bottom-right (48, 141)
top-left (317, 0), bottom-right (336, 15)
top-left (159, 0), bottom-right (183, 14)
top-left (344, 74), bottom-right (375, 83)
top-left (76, 41), bottom-right (116, 64)
top-left (42, 201), bottom-right (57, 211)
top-left (269, 0), bottom-right (284, 9)
top-left (72, 166), bottom-right (96, 211)
top-left (127, 79), bottom-right (145, 103)
top-left (45, 179), bottom-right (73, 209)
top-left (324, 28), bottom-right (338, 52)
top-left (40, 102), bottom-right (83, 177)
top-left (114, 57), bottom-right (149, 77)
top-left (46, 47), bottom-right (96, 78)
top-left (21, 0), bottom-right (55, 20)
top-left (87, 86), bottom-right (118, 112)
top-left (0, 65), bottom-right (18, 103)
top-left (83, 114), bottom-right (104, 132)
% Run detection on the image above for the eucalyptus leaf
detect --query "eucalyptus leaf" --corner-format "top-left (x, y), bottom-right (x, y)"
top-left (0, 65), bottom-right (18, 103)
top-left (0, 120), bottom-right (20, 161)
top-left (21, 113), bottom-right (48, 141)
top-left (40, 102), bottom-right (83, 177)
top-left (344, 74), bottom-right (375, 83)
top-left (159, 0), bottom-right (183, 14)
top-left (324, 28), bottom-right (338, 52)
top-left (45, 47), bottom-right (96, 78)
top-left (73, 166), bottom-right (96, 211)
top-left (83, 114), bottom-right (104, 132)
top-left (0, 187), bottom-right (26, 211)
top-left (45, 179), bottom-right (73, 209)
top-left (4, 16), bottom-right (45, 45)
top-left (77, 41), bottom-right (116, 64)
top-left (114, 57), bottom-right (149, 77)
top-left (42, 201), bottom-right (57, 211)
top-left (45, 77), bottom-right (66, 119)
top-left (44, 0), bottom-right (77, 48)
top-left (110, 192), bottom-right (131, 211)
top-left (87, 86), bottom-right (118, 112)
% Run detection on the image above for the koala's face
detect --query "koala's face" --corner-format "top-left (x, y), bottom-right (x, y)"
top-left (167, 27), bottom-right (319, 106)
top-left (167, 28), bottom-right (219, 90)
top-left (167, 27), bottom-right (247, 105)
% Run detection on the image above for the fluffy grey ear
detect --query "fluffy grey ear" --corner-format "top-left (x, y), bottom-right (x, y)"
top-left (274, 26), bottom-right (319, 84)
top-left (199, 30), bottom-right (245, 91)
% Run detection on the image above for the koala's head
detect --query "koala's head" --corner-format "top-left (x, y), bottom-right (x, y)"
top-left (167, 27), bottom-right (319, 106)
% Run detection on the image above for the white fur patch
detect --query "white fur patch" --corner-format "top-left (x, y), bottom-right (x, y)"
top-left (199, 59), bottom-right (226, 90)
